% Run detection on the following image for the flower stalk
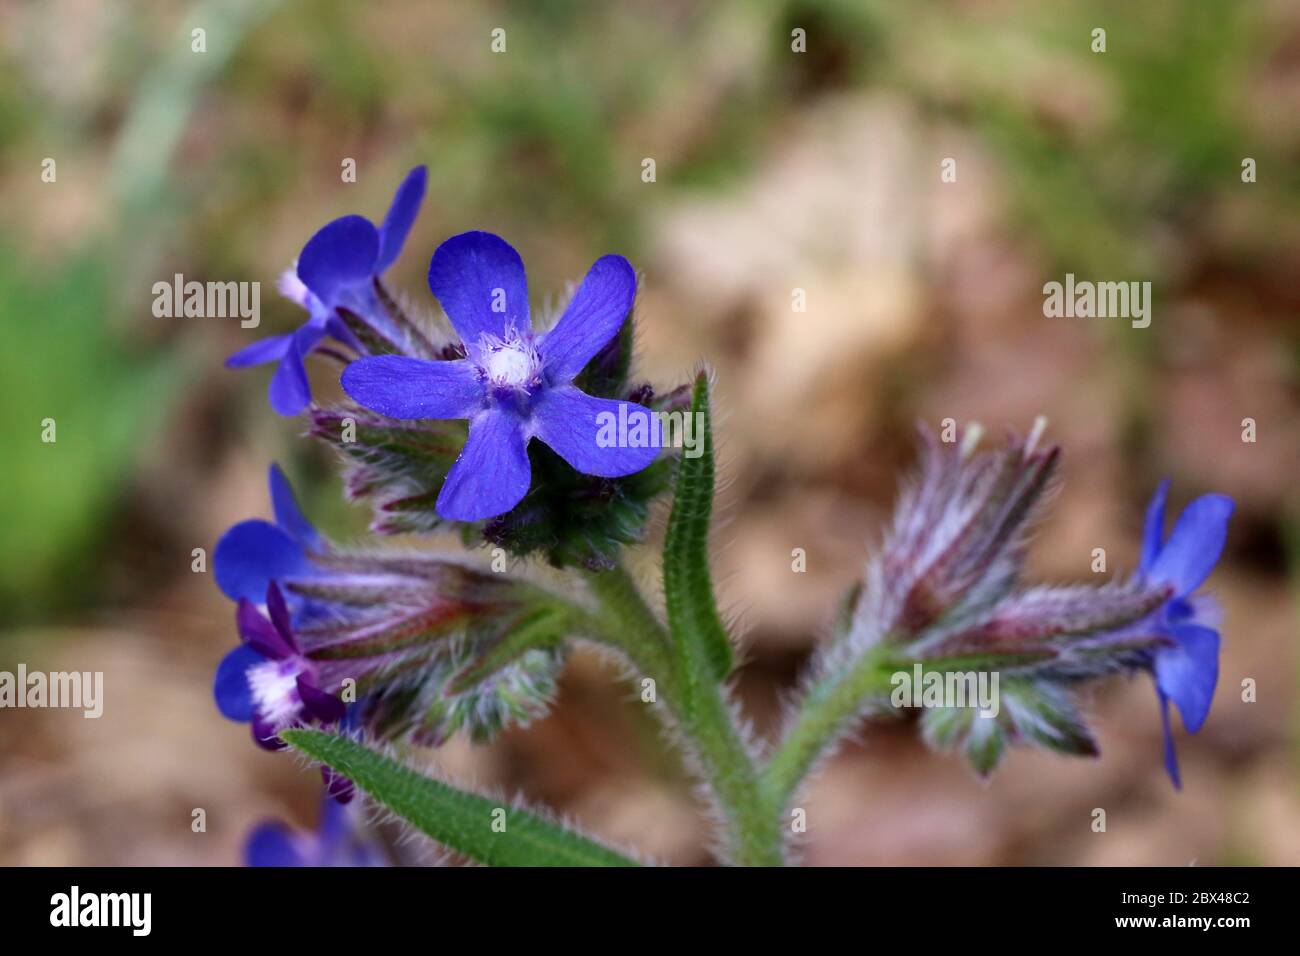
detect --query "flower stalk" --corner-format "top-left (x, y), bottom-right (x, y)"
top-left (578, 564), bottom-right (784, 867)
top-left (761, 642), bottom-right (901, 817)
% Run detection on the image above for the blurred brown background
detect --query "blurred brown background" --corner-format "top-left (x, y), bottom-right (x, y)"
top-left (1, 0), bottom-right (1298, 865)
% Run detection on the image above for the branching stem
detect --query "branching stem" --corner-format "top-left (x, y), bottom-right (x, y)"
top-left (760, 644), bottom-right (900, 817)
top-left (573, 563), bottom-right (785, 867)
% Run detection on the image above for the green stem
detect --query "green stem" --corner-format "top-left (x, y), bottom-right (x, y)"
top-left (761, 645), bottom-right (899, 815)
top-left (579, 564), bottom-right (784, 867)
top-left (576, 561), bottom-right (675, 678)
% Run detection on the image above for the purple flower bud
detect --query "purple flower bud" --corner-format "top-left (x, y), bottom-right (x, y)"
top-left (841, 422), bottom-right (1062, 658)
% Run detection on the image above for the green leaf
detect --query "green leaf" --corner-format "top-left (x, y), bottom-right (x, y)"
top-left (281, 729), bottom-right (640, 867)
top-left (663, 372), bottom-right (733, 685)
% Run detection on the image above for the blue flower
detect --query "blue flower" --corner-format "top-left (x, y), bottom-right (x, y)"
top-left (1138, 480), bottom-right (1234, 788)
top-left (340, 231), bottom-right (660, 521)
top-left (245, 797), bottom-right (386, 867)
top-left (212, 467), bottom-right (351, 755)
top-left (211, 463), bottom-right (540, 758)
top-left (227, 166), bottom-right (428, 416)
top-left (213, 582), bottom-right (346, 751)
top-left (213, 464), bottom-right (326, 619)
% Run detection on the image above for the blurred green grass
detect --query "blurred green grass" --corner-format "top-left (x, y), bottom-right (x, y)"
top-left (0, 249), bottom-right (181, 617)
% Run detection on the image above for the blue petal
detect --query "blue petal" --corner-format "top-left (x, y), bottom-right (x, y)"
top-left (435, 408), bottom-right (532, 521)
top-left (1147, 494), bottom-right (1234, 596)
top-left (1139, 478), bottom-right (1170, 572)
top-left (298, 676), bottom-right (345, 724)
top-left (1158, 692), bottom-right (1182, 790)
top-left (236, 599), bottom-right (294, 660)
top-left (427, 231), bottom-right (529, 347)
top-left (269, 464), bottom-right (321, 550)
top-left (1165, 597), bottom-right (1196, 624)
top-left (214, 644), bottom-right (266, 721)
top-left (324, 311), bottom-right (363, 351)
top-left (539, 255), bottom-right (636, 382)
top-left (297, 215), bottom-right (380, 306)
top-left (376, 166), bottom-right (427, 273)
top-left (268, 323), bottom-right (327, 416)
top-left (252, 715), bottom-right (287, 751)
top-left (268, 352), bottom-right (309, 417)
top-left (214, 520), bottom-right (313, 603)
top-left (531, 385), bottom-right (660, 477)
top-left (317, 796), bottom-right (351, 848)
top-left (341, 356), bottom-right (483, 420)
top-left (320, 765), bottom-right (355, 804)
top-left (265, 582), bottom-right (298, 652)
top-left (244, 823), bottom-right (310, 867)
top-left (1154, 622), bottom-right (1219, 734)
top-left (226, 334), bottom-right (292, 368)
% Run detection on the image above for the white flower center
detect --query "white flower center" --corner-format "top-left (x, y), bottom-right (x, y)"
top-left (248, 659), bottom-right (305, 728)
top-left (277, 266), bottom-right (316, 311)
top-left (483, 342), bottom-right (536, 388)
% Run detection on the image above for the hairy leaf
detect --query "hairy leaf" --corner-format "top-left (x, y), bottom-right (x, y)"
top-left (282, 729), bottom-right (639, 867)
top-left (663, 372), bottom-right (733, 686)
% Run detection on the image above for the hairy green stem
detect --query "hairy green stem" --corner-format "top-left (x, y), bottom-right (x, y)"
top-left (761, 645), bottom-right (900, 815)
top-left (578, 564), bottom-right (784, 867)
top-left (575, 561), bottom-right (675, 677)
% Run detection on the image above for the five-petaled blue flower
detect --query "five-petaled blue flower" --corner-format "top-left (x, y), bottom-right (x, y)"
top-left (226, 166), bottom-right (427, 416)
top-left (1138, 480), bottom-right (1234, 788)
top-left (246, 797), bottom-right (386, 867)
top-left (341, 231), bottom-right (660, 521)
